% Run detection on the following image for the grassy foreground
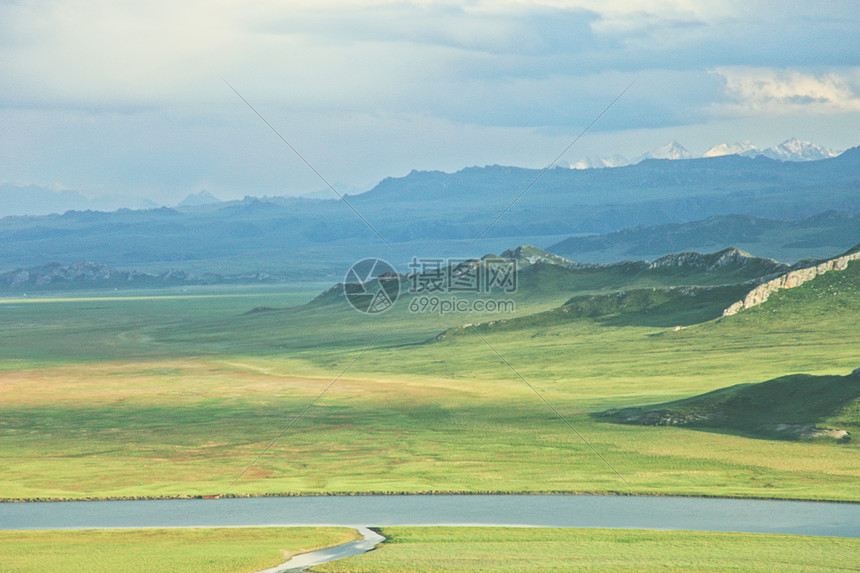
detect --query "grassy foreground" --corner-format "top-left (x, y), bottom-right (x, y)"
top-left (315, 527), bottom-right (860, 573)
top-left (0, 527), bottom-right (359, 573)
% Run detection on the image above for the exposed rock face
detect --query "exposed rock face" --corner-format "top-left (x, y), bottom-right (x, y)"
top-left (723, 251), bottom-right (860, 316)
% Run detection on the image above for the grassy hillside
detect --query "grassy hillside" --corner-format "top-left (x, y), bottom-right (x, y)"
top-left (431, 246), bottom-right (781, 337)
top-left (437, 284), bottom-right (751, 339)
top-left (600, 373), bottom-right (859, 441)
top-left (312, 246), bottom-right (785, 315)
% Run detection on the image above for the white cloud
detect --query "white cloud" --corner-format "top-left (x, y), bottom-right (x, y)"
top-left (713, 67), bottom-right (860, 116)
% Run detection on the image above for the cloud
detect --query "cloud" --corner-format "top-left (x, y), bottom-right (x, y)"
top-left (2, 1), bottom-right (856, 114)
top-left (1, 1), bottom-right (859, 199)
top-left (713, 67), bottom-right (860, 116)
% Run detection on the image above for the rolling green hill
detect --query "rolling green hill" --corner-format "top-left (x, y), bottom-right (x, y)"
top-left (308, 246), bottom-right (789, 315)
top-left (599, 372), bottom-right (859, 442)
top-left (594, 254), bottom-right (860, 442)
top-left (435, 284), bottom-right (751, 340)
top-left (437, 242), bottom-right (860, 335)
top-left (418, 246), bottom-right (787, 337)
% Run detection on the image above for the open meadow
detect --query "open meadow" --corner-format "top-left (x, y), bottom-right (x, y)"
top-left (2, 526), bottom-right (858, 573)
top-left (314, 527), bottom-right (860, 573)
top-left (0, 527), bottom-right (358, 573)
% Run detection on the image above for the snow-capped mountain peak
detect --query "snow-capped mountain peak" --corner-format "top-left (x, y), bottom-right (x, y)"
top-left (567, 138), bottom-right (842, 172)
top-left (759, 138), bottom-right (840, 162)
top-left (566, 154), bottom-right (630, 170)
top-left (703, 141), bottom-right (760, 158)
top-left (636, 141), bottom-right (696, 162)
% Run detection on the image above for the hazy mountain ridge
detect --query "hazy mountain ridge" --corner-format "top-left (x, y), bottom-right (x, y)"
top-left (355, 146), bottom-right (858, 209)
top-left (0, 147), bottom-right (857, 274)
top-left (1, 139), bottom-right (846, 220)
top-left (0, 262), bottom-right (205, 290)
top-left (0, 261), bottom-right (281, 291)
top-left (0, 183), bottom-right (160, 219)
top-left (548, 211), bottom-right (860, 263)
top-left (176, 190), bottom-right (221, 208)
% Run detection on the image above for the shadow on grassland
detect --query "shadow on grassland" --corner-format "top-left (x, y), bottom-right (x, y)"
top-left (596, 373), bottom-right (860, 442)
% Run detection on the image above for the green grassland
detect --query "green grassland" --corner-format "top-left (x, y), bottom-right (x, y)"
top-left (0, 527), bottom-right (359, 573)
top-left (5, 526), bottom-right (857, 573)
top-left (314, 527), bottom-right (860, 573)
top-left (0, 256), bottom-right (858, 501)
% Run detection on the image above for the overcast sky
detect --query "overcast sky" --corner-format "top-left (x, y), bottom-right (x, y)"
top-left (1, 0), bottom-right (858, 203)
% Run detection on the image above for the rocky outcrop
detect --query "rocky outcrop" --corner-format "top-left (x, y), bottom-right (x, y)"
top-left (600, 407), bottom-right (714, 426)
top-left (500, 245), bottom-right (576, 268)
top-left (650, 247), bottom-right (786, 273)
top-left (509, 245), bottom-right (790, 276)
top-left (722, 251), bottom-right (860, 316)
top-left (602, 408), bottom-right (850, 442)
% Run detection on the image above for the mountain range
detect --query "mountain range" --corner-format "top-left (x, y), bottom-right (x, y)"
top-left (0, 261), bottom-right (283, 291)
top-left (0, 145), bottom-right (857, 278)
top-left (0, 183), bottom-right (160, 219)
top-left (0, 139), bottom-right (845, 220)
top-left (567, 138), bottom-right (840, 170)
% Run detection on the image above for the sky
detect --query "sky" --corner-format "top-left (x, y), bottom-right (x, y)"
top-left (1, 0), bottom-right (858, 204)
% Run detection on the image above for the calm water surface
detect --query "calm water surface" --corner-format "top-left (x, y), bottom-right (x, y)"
top-left (1, 495), bottom-right (857, 537)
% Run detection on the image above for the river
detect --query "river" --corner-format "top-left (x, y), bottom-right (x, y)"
top-left (1, 495), bottom-right (858, 537)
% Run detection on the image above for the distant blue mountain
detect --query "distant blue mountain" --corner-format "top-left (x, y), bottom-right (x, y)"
top-left (177, 190), bottom-right (221, 208)
top-left (0, 183), bottom-right (159, 218)
top-left (1, 147), bottom-right (858, 275)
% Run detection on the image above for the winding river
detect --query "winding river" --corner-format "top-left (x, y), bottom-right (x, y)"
top-left (1, 495), bottom-right (858, 538)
